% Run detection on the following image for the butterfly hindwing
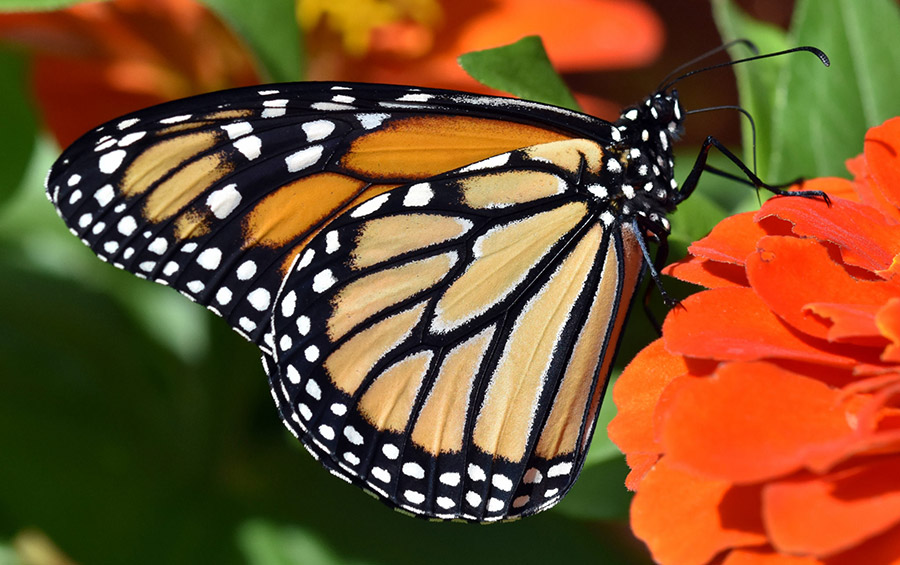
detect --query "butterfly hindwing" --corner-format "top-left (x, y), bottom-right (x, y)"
top-left (264, 140), bottom-right (646, 520)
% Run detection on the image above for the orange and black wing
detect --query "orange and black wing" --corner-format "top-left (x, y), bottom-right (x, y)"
top-left (45, 83), bottom-right (611, 349)
top-left (264, 138), bottom-right (646, 521)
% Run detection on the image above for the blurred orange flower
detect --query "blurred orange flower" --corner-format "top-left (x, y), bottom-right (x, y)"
top-left (299, 0), bottom-right (664, 117)
top-left (608, 117), bottom-right (900, 564)
top-left (0, 0), bottom-right (259, 147)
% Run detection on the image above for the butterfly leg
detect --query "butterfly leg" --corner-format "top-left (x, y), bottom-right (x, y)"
top-left (674, 135), bottom-right (830, 205)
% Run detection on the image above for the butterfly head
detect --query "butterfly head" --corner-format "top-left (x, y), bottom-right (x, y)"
top-left (597, 89), bottom-right (686, 240)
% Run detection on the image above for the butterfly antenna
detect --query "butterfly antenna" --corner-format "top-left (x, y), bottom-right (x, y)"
top-left (660, 45), bottom-right (830, 93)
top-left (656, 38), bottom-right (759, 91)
top-left (687, 105), bottom-right (759, 174)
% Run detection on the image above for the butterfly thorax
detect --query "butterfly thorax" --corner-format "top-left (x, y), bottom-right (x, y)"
top-left (591, 90), bottom-right (685, 239)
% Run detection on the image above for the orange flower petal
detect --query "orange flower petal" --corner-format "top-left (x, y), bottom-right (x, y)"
top-left (624, 452), bottom-right (659, 491)
top-left (631, 459), bottom-right (767, 565)
top-left (863, 117), bottom-right (900, 215)
top-left (685, 212), bottom-right (768, 265)
top-left (657, 361), bottom-right (856, 483)
top-left (757, 196), bottom-right (900, 273)
top-left (824, 521), bottom-right (900, 565)
top-left (876, 298), bottom-right (900, 362)
top-left (453, 0), bottom-right (664, 72)
top-left (610, 339), bottom-right (691, 454)
top-left (662, 287), bottom-right (859, 367)
top-left (764, 459), bottom-right (900, 558)
top-left (723, 548), bottom-right (823, 565)
top-left (850, 158), bottom-right (900, 224)
top-left (746, 236), bottom-right (900, 340)
top-left (804, 303), bottom-right (885, 346)
top-left (0, 0), bottom-right (259, 146)
top-left (663, 256), bottom-right (749, 288)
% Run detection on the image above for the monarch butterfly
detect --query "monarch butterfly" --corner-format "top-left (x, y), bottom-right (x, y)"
top-left (45, 43), bottom-right (828, 522)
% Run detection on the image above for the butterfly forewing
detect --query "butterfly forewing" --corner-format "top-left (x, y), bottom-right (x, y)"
top-left (264, 141), bottom-right (645, 520)
top-left (45, 83), bottom-right (609, 348)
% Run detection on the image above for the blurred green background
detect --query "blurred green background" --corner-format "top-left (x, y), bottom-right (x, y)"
top-left (1, 0), bottom-right (899, 563)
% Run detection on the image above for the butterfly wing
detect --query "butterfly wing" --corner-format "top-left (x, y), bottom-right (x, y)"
top-left (44, 83), bottom-right (613, 348)
top-left (264, 139), bottom-right (645, 521)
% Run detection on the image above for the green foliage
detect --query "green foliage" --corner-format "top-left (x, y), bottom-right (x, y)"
top-left (0, 0), bottom-right (88, 10)
top-left (714, 0), bottom-right (900, 180)
top-left (458, 36), bottom-right (581, 110)
top-left (0, 50), bottom-right (36, 209)
top-left (201, 0), bottom-right (304, 82)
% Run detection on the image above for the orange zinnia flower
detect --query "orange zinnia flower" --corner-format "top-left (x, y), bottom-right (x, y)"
top-left (0, 0), bottom-right (259, 147)
top-left (300, 0), bottom-right (664, 118)
top-left (608, 117), bottom-right (900, 564)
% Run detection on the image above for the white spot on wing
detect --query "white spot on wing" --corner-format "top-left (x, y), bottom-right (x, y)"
top-left (233, 135), bottom-right (262, 160)
top-left (356, 113), bottom-right (390, 129)
top-left (312, 269), bottom-right (337, 293)
top-left (247, 288), bottom-right (271, 311)
top-left (160, 114), bottom-right (192, 124)
top-left (397, 93), bottom-right (433, 102)
top-left (310, 102), bottom-right (354, 111)
top-left (285, 145), bottom-right (323, 172)
top-left (239, 317), bottom-right (257, 333)
top-left (492, 474), bottom-right (513, 491)
top-left (404, 490), bottom-right (425, 504)
top-left (117, 216), bottom-right (137, 236)
top-left (403, 183), bottom-right (433, 207)
top-left (302, 120), bottom-right (335, 141)
top-left (221, 121), bottom-right (253, 139)
top-left (350, 193), bottom-right (389, 217)
top-left (305, 378), bottom-right (322, 400)
top-left (467, 463), bottom-right (486, 482)
top-left (118, 131), bottom-right (146, 146)
top-left (207, 184), bottom-right (241, 218)
top-left (94, 184), bottom-right (115, 206)
top-left (281, 290), bottom-right (297, 317)
top-left (216, 287), bottom-right (233, 305)
top-left (344, 426), bottom-right (364, 445)
top-left (371, 467), bottom-right (391, 483)
top-left (117, 118), bottom-right (140, 129)
top-left (237, 260), bottom-right (257, 280)
top-left (460, 153), bottom-right (510, 172)
top-left (487, 498), bottom-right (505, 512)
top-left (196, 248), bottom-right (222, 270)
top-left (402, 462), bottom-right (425, 479)
top-left (148, 237), bottom-right (168, 255)
top-left (548, 461), bottom-right (573, 478)
top-left (99, 150), bottom-right (127, 173)
top-left (325, 230), bottom-right (340, 253)
top-left (186, 280), bottom-right (205, 293)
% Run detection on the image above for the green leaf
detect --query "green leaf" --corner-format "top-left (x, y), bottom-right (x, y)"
top-left (0, 49), bottom-right (37, 209)
top-left (712, 0), bottom-right (790, 177)
top-left (716, 0), bottom-right (900, 181)
top-left (201, 0), bottom-right (304, 82)
top-left (772, 0), bottom-right (900, 178)
top-left (554, 456), bottom-right (632, 521)
top-left (458, 36), bottom-right (580, 110)
top-left (0, 0), bottom-right (88, 10)
top-left (239, 520), bottom-right (370, 565)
